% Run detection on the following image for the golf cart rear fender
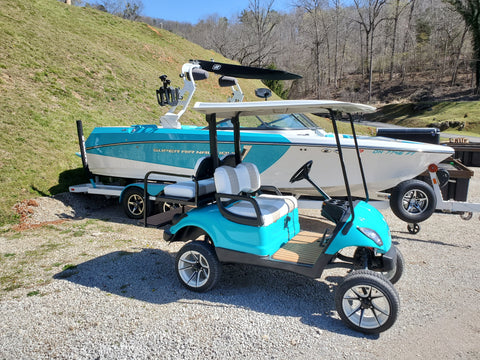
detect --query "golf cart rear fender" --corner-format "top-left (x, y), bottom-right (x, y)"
top-left (325, 201), bottom-right (392, 255)
top-left (164, 225), bottom-right (211, 243)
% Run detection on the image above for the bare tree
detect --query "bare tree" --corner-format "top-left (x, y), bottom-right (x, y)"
top-left (238, 0), bottom-right (281, 67)
top-left (387, 0), bottom-right (411, 81)
top-left (97, 0), bottom-right (143, 20)
top-left (444, 0), bottom-right (480, 94)
top-left (295, 0), bottom-right (326, 98)
top-left (353, 0), bottom-right (388, 102)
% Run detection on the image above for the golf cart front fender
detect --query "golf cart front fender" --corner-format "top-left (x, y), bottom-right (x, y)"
top-left (381, 245), bottom-right (397, 272)
top-left (325, 201), bottom-right (392, 255)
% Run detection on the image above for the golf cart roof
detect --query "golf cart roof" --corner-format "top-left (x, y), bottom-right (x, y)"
top-left (193, 100), bottom-right (376, 118)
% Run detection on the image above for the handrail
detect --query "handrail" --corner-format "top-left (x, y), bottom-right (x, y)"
top-left (143, 171), bottom-right (191, 227)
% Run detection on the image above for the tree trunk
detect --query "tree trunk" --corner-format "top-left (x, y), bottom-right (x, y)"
top-left (451, 25), bottom-right (468, 86)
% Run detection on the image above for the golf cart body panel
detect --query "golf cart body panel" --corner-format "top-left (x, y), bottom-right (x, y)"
top-left (325, 200), bottom-right (392, 255)
top-left (169, 203), bottom-right (301, 257)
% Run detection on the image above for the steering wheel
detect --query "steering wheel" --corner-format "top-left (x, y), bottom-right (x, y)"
top-left (290, 160), bottom-right (313, 183)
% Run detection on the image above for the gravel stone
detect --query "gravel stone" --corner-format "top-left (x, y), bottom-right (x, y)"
top-left (0, 172), bottom-right (479, 359)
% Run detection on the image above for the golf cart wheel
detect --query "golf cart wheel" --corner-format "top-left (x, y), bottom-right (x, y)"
top-left (176, 241), bottom-right (221, 293)
top-left (390, 179), bottom-right (436, 223)
top-left (335, 270), bottom-right (399, 334)
top-left (353, 247), bottom-right (404, 284)
top-left (122, 186), bottom-right (152, 219)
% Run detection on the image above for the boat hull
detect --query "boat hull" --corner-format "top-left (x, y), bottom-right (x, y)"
top-left (84, 125), bottom-right (454, 197)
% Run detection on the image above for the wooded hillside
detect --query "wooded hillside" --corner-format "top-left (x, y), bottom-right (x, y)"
top-left (140, 0), bottom-right (480, 103)
top-left (0, 0), bottom-right (266, 224)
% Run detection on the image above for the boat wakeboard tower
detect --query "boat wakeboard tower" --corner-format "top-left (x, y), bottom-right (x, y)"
top-left (156, 60), bottom-right (302, 129)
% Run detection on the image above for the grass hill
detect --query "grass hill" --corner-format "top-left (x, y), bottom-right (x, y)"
top-left (0, 0), bottom-right (270, 225)
top-left (1, 1), bottom-right (479, 226)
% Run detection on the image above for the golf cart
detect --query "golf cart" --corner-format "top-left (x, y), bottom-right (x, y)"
top-left (160, 100), bottom-right (403, 334)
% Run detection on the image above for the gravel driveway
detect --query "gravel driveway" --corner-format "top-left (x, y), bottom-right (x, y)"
top-left (0, 172), bottom-right (479, 359)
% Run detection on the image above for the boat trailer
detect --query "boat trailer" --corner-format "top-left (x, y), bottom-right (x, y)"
top-left (406, 163), bottom-right (480, 234)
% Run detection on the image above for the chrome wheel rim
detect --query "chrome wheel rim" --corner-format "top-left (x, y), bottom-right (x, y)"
top-left (127, 194), bottom-right (144, 216)
top-left (342, 284), bottom-right (391, 330)
top-left (402, 189), bottom-right (429, 214)
top-left (178, 250), bottom-right (210, 288)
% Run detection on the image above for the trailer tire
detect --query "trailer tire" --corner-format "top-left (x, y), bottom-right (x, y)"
top-left (390, 179), bottom-right (436, 223)
top-left (122, 186), bottom-right (152, 219)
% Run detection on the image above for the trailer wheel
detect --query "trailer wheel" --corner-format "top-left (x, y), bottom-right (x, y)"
top-left (460, 212), bottom-right (473, 221)
top-left (407, 223), bottom-right (420, 234)
top-left (390, 179), bottom-right (436, 223)
top-left (335, 270), bottom-right (399, 334)
top-left (122, 187), bottom-right (151, 219)
top-left (176, 241), bottom-right (221, 293)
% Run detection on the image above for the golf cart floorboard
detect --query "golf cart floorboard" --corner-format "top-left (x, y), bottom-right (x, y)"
top-left (272, 230), bottom-right (329, 265)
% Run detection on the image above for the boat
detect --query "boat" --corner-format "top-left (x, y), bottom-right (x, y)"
top-left (80, 60), bottom-right (454, 201)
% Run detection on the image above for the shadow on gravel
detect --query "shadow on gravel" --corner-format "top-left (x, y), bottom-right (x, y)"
top-left (391, 231), bottom-right (469, 248)
top-left (46, 192), bottom-right (139, 226)
top-left (54, 249), bottom-right (376, 339)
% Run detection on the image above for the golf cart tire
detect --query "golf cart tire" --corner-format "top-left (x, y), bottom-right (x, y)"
top-left (335, 270), bottom-right (399, 334)
top-left (389, 179), bottom-right (436, 223)
top-left (122, 186), bottom-right (152, 219)
top-left (175, 241), bottom-right (221, 293)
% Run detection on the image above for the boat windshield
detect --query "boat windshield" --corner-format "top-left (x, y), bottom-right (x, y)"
top-left (214, 113), bottom-right (320, 130)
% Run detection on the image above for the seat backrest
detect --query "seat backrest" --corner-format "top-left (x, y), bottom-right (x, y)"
top-left (220, 153), bottom-right (237, 167)
top-left (236, 163), bottom-right (261, 192)
top-left (214, 162), bottom-right (261, 195)
top-left (194, 156), bottom-right (215, 180)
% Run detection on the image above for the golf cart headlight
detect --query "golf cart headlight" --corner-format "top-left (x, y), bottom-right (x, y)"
top-left (358, 227), bottom-right (383, 246)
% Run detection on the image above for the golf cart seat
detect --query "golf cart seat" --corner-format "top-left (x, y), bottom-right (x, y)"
top-left (214, 162), bottom-right (297, 226)
top-left (163, 156), bottom-right (216, 201)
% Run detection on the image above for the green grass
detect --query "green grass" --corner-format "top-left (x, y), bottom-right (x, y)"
top-left (1, 1), bottom-right (479, 226)
top-left (370, 101), bottom-right (480, 135)
top-left (0, 0), bottom-right (266, 225)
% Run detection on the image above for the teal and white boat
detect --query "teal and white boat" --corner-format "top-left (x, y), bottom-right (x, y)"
top-left (78, 61), bottom-right (454, 222)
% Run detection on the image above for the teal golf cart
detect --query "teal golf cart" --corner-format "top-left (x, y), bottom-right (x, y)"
top-left (158, 100), bottom-right (402, 334)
